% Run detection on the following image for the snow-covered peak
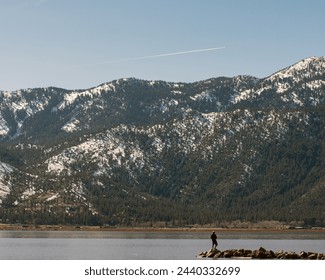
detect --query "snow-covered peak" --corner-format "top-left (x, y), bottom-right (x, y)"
top-left (267, 56), bottom-right (325, 81)
top-left (231, 56), bottom-right (325, 104)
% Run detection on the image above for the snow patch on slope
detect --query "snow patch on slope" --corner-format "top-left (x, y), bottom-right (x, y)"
top-left (0, 162), bottom-right (14, 203)
top-left (57, 82), bottom-right (116, 111)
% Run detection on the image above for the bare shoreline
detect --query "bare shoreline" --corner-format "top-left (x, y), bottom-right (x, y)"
top-left (1, 223), bottom-right (324, 233)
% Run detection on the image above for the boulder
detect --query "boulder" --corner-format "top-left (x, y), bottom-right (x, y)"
top-left (233, 249), bottom-right (245, 257)
top-left (244, 249), bottom-right (252, 256)
top-left (275, 250), bottom-right (285, 259)
top-left (207, 249), bottom-right (220, 258)
top-left (284, 252), bottom-right (299, 259)
top-left (258, 246), bottom-right (267, 253)
top-left (197, 251), bottom-right (208, 258)
top-left (266, 250), bottom-right (276, 259)
top-left (308, 253), bottom-right (318, 260)
top-left (318, 254), bottom-right (325, 260)
top-left (213, 251), bottom-right (223, 259)
top-left (299, 251), bottom-right (308, 259)
top-left (255, 250), bottom-right (267, 259)
top-left (224, 249), bottom-right (236, 258)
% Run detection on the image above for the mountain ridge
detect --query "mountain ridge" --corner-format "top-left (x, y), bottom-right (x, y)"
top-left (0, 56), bottom-right (324, 226)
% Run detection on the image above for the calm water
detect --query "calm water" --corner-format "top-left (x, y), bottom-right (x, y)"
top-left (0, 230), bottom-right (324, 260)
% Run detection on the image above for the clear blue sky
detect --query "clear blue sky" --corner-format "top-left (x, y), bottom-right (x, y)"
top-left (1, 0), bottom-right (324, 91)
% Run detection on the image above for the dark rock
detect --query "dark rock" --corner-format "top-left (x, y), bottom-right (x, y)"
top-left (285, 252), bottom-right (299, 259)
top-left (207, 249), bottom-right (220, 258)
top-left (267, 250), bottom-right (276, 259)
top-left (318, 254), bottom-right (325, 260)
top-left (197, 251), bottom-right (208, 258)
top-left (233, 250), bottom-right (244, 257)
top-left (234, 250), bottom-right (247, 257)
top-left (213, 251), bottom-right (223, 259)
top-left (275, 250), bottom-right (285, 259)
top-left (244, 249), bottom-right (252, 256)
top-left (308, 253), bottom-right (318, 260)
top-left (258, 246), bottom-right (267, 253)
top-left (299, 251), bottom-right (308, 258)
top-left (255, 250), bottom-right (267, 259)
top-left (224, 249), bottom-right (235, 258)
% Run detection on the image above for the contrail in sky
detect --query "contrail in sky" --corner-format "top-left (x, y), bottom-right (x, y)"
top-left (90, 47), bottom-right (226, 66)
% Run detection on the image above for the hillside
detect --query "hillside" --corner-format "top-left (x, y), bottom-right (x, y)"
top-left (0, 56), bottom-right (325, 227)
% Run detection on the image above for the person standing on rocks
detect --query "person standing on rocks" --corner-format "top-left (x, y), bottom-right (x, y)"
top-left (211, 231), bottom-right (218, 249)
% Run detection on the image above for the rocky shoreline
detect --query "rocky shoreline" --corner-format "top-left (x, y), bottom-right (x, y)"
top-left (197, 247), bottom-right (325, 260)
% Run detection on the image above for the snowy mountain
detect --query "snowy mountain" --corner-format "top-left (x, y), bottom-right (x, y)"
top-left (0, 56), bottom-right (325, 226)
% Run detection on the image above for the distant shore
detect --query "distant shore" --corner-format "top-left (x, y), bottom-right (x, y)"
top-left (1, 223), bottom-right (324, 232)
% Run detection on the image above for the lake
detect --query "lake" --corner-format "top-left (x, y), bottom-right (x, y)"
top-left (0, 230), bottom-right (324, 260)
